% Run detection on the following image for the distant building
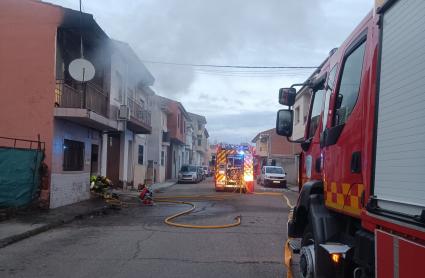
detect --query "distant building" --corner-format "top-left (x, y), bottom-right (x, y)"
top-left (252, 128), bottom-right (300, 185)
top-left (188, 113), bottom-right (209, 166)
top-left (292, 87), bottom-right (311, 141)
top-left (156, 96), bottom-right (191, 179)
top-left (207, 144), bottom-right (218, 168)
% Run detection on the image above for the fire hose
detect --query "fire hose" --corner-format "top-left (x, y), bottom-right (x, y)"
top-left (99, 190), bottom-right (296, 276)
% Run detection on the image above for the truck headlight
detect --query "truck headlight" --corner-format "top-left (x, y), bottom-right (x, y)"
top-left (244, 173), bottom-right (253, 182)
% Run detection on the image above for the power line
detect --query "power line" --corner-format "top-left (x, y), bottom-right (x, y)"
top-left (141, 60), bottom-right (319, 69)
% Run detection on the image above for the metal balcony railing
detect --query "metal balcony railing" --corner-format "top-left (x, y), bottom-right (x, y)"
top-left (127, 97), bottom-right (151, 127)
top-left (55, 80), bottom-right (108, 117)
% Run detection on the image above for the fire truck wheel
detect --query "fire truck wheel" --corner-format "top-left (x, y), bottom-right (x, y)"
top-left (300, 223), bottom-right (316, 278)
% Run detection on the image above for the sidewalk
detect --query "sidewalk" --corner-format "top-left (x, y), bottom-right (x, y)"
top-left (112, 180), bottom-right (177, 198)
top-left (0, 198), bottom-right (110, 249)
top-left (151, 179), bottom-right (177, 192)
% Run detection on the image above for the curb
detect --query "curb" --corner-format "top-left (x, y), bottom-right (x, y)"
top-left (0, 205), bottom-right (110, 249)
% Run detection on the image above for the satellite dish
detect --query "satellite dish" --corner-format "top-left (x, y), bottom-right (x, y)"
top-left (68, 58), bottom-right (95, 82)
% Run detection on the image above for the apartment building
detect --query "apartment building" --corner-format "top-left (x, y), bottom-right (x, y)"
top-left (188, 113), bottom-right (209, 166)
top-left (105, 40), bottom-right (154, 188)
top-left (0, 0), bottom-right (154, 207)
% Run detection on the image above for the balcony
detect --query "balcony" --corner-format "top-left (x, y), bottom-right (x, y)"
top-left (54, 80), bottom-right (117, 131)
top-left (127, 97), bottom-right (152, 134)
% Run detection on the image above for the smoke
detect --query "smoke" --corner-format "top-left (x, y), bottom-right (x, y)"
top-left (44, 0), bottom-right (372, 97)
top-left (84, 0), bottom-right (324, 96)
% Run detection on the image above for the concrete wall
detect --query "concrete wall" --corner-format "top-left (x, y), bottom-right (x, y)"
top-left (271, 156), bottom-right (298, 185)
top-left (50, 119), bottom-right (101, 208)
top-left (0, 0), bottom-right (63, 204)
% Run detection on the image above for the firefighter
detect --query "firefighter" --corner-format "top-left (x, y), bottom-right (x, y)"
top-left (139, 183), bottom-right (154, 205)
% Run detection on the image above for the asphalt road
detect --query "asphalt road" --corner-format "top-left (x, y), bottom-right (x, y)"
top-left (0, 178), bottom-right (299, 278)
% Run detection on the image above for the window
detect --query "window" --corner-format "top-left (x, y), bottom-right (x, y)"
top-left (307, 89), bottom-right (325, 138)
top-left (115, 71), bottom-right (123, 102)
top-left (294, 106), bottom-right (300, 124)
top-left (177, 114), bottom-right (180, 129)
top-left (161, 150), bottom-right (165, 166)
top-left (197, 135), bottom-right (202, 146)
top-left (322, 65), bottom-right (338, 132)
top-left (335, 40), bottom-right (366, 125)
top-left (63, 139), bottom-right (84, 171)
top-left (138, 145), bottom-right (144, 165)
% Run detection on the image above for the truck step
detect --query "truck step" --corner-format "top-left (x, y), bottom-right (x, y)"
top-left (288, 238), bottom-right (301, 254)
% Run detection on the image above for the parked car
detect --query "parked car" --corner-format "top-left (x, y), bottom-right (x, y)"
top-left (258, 166), bottom-right (286, 187)
top-left (178, 165), bottom-right (201, 183)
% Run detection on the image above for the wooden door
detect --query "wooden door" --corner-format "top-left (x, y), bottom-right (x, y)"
top-left (107, 134), bottom-right (120, 186)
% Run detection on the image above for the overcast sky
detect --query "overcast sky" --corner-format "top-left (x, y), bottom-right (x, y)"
top-left (45, 0), bottom-right (372, 144)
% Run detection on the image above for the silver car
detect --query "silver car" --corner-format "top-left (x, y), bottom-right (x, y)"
top-left (178, 165), bottom-right (200, 183)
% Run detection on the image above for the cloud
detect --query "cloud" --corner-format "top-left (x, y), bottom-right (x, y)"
top-left (207, 111), bottom-right (276, 144)
top-left (44, 0), bottom-right (373, 142)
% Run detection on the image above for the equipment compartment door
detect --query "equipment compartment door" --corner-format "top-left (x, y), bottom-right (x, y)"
top-left (373, 0), bottom-right (425, 217)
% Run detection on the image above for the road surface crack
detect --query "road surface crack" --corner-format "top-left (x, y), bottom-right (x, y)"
top-left (131, 232), bottom-right (155, 260)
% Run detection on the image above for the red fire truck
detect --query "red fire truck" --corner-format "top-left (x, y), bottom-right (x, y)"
top-left (276, 1), bottom-right (425, 277)
top-left (214, 144), bottom-right (254, 193)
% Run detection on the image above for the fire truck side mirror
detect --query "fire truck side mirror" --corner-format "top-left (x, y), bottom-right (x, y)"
top-left (276, 109), bottom-right (293, 137)
top-left (279, 88), bottom-right (296, 106)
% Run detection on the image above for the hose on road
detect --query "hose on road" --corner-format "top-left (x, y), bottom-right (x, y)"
top-left (153, 191), bottom-right (294, 229)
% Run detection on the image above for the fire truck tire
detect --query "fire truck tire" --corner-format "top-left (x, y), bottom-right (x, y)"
top-left (299, 223), bottom-right (315, 277)
top-left (300, 244), bottom-right (315, 278)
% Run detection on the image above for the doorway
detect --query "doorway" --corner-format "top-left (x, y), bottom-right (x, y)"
top-left (90, 144), bottom-right (99, 176)
top-left (107, 134), bottom-right (120, 186)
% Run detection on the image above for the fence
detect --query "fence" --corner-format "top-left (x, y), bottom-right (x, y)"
top-left (0, 137), bottom-right (45, 208)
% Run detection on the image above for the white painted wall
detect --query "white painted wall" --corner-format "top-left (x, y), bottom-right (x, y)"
top-left (146, 96), bottom-right (170, 183)
top-left (50, 119), bottom-right (101, 208)
top-left (292, 90), bottom-right (311, 141)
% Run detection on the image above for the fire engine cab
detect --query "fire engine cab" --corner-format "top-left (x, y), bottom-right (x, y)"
top-left (276, 0), bottom-right (425, 277)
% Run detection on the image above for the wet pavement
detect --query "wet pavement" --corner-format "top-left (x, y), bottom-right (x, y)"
top-left (0, 178), bottom-right (299, 278)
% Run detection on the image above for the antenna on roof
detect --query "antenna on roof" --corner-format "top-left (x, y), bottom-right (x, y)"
top-left (79, 0), bottom-right (84, 58)
top-left (68, 0), bottom-right (95, 82)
